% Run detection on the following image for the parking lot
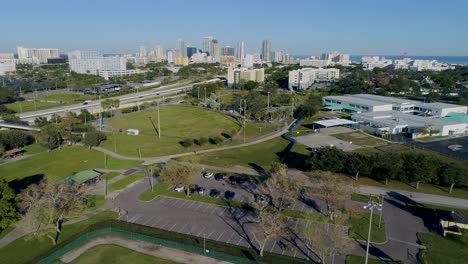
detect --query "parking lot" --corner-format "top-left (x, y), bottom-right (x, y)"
top-left (413, 136), bottom-right (468, 161)
top-left (118, 194), bottom-right (348, 261)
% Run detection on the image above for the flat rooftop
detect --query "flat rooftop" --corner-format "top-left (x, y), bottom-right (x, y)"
top-left (349, 94), bottom-right (419, 106)
top-left (352, 111), bottom-right (463, 127)
top-left (324, 95), bottom-right (391, 107)
top-left (417, 102), bottom-right (468, 109)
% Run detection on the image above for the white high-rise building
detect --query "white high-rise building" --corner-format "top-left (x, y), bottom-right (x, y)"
top-left (139, 46), bottom-right (147, 57)
top-left (261, 40), bottom-right (271, 61)
top-left (178, 39), bottom-right (187, 57)
top-left (0, 53), bottom-right (14, 60)
top-left (241, 54), bottom-right (254, 68)
top-left (17, 46), bottom-right (59, 64)
top-left (236, 41), bottom-right (245, 60)
top-left (68, 50), bottom-right (128, 79)
top-left (288, 68), bottom-right (340, 90)
top-left (166, 50), bottom-right (176, 64)
top-left (211, 39), bottom-right (220, 62)
top-left (154, 45), bottom-right (164, 60)
top-left (202, 36), bottom-right (214, 55)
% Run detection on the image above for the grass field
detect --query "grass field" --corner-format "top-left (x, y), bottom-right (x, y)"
top-left (109, 172), bottom-right (146, 192)
top-left (239, 121), bottom-right (283, 139)
top-left (346, 255), bottom-right (402, 264)
top-left (100, 105), bottom-right (242, 157)
top-left (68, 244), bottom-right (180, 264)
top-left (418, 231), bottom-right (468, 264)
top-left (333, 132), bottom-right (387, 147)
top-left (0, 211), bottom-right (118, 264)
top-left (41, 93), bottom-right (94, 103)
top-left (0, 145), bottom-right (141, 182)
top-left (5, 100), bottom-right (65, 113)
top-left (104, 171), bottom-right (121, 180)
top-left (351, 193), bottom-right (382, 203)
top-left (349, 212), bottom-right (387, 243)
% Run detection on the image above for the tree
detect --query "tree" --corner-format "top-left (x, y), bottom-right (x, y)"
top-left (83, 131), bottom-right (107, 149)
top-left (40, 123), bottom-right (65, 150)
top-left (101, 99), bottom-right (120, 117)
top-left (316, 172), bottom-right (354, 221)
top-left (180, 138), bottom-right (194, 147)
top-left (159, 162), bottom-right (201, 196)
top-left (259, 162), bottom-right (300, 211)
top-left (34, 117), bottom-right (50, 127)
top-left (302, 223), bottom-right (350, 264)
top-left (252, 205), bottom-right (286, 257)
top-left (0, 130), bottom-right (33, 150)
top-left (17, 180), bottom-right (88, 245)
top-left (243, 80), bottom-right (259, 90)
top-left (345, 153), bottom-right (372, 180)
top-left (294, 94), bottom-right (321, 118)
top-left (78, 109), bottom-right (95, 123)
top-left (306, 147), bottom-right (347, 173)
top-left (0, 179), bottom-right (17, 230)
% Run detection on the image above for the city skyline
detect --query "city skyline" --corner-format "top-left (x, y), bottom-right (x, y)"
top-left (1, 0), bottom-right (468, 56)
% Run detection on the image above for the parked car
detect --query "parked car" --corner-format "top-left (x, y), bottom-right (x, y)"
top-left (214, 173), bottom-right (227, 181)
top-left (203, 172), bottom-right (214, 179)
top-left (236, 176), bottom-right (249, 184)
top-left (228, 176), bottom-right (237, 185)
top-left (210, 189), bottom-right (221, 198)
top-left (224, 191), bottom-right (236, 201)
top-left (281, 202), bottom-right (292, 209)
top-left (174, 184), bottom-right (185, 192)
top-left (197, 187), bottom-right (206, 195)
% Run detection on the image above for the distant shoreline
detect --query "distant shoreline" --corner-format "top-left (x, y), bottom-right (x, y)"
top-left (294, 55), bottom-right (468, 65)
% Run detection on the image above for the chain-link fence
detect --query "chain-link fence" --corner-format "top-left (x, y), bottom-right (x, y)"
top-left (36, 221), bottom-right (264, 264)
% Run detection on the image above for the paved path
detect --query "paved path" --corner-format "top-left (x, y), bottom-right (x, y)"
top-left (60, 236), bottom-right (230, 264)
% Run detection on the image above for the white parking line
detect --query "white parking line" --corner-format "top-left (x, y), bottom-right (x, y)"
top-left (236, 237), bottom-right (243, 245)
top-left (194, 202), bottom-right (203, 211)
top-left (142, 216), bottom-right (155, 225)
top-left (178, 223), bottom-right (188, 233)
top-left (218, 208), bottom-right (228, 216)
top-left (168, 223), bottom-right (178, 231)
top-left (270, 241), bottom-right (276, 252)
top-left (151, 218), bottom-right (165, 228)
top-left (196, 226), bottom-right (206, 237)
top-left (216, 231), bottom-right (226, 241)
top-left (172, 199), bottom-right (181, 206)
top-left (206, 230), bottom-right (216, 239)
top-left (210, 206), bottom-right (218, 214)
top-left (226, 232), bottom-right (236, 243)
top-left (301, 203), bottom-right (305, 212)
top-left (186, 201), bottom-right (195, 209)
top-left (160, 221), bottom-right (172, 229)
top-left (179, 200), bottom-right (188, 207)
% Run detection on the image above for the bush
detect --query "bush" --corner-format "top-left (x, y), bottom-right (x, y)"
top-left (195, 137), bottom-right (208, 146)
top-left (209, 136), bottom-right (224, 145)
top-left (83, 131), bottom-right (107, 148)
top-left (221, 132), bottom-right (232, 139)
top-left (180, 138), bottom-right (194, 147)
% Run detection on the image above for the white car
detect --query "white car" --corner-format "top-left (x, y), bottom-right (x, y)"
top-left (203, 172), bottom-right (214, 179)
top-left (174, 184), bottom-right (185, 192)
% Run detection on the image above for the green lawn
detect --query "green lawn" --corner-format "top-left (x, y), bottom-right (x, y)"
top-left (0, 225), bottom-right (14, 240)
top-left (349, 212), bottom-right (387, 243)
top-left (0, 145), bottom-right (141, 182)
top-left (5, 100), bottom-right (65, 113)
top-left (23, 143), bottom-right (48, 155)
top-left (100, 105), bottom-right (242, 157)
top-left (0, 211), bottom-right (118, 264)
top-left (42, 93), bottom-right (94, 103)
top-left (240, 121), bottom-right (283, 139)
top-left (109, 172), bottom-right (147, 192)
top-left (104, 171), bottom-right (121, 180)
top-left (346, 255), bottom-right (402, 264)
top-left (351, 193), bottom-right (382, 203)
top-left (69, 244), bottom-right (180, 264)
top-left (418, 231), bottom-right (468, 264)
top-left (333, 132), bottom-right (387, 147)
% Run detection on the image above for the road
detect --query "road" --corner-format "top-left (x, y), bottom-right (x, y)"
top-left (17, 78), bottom-right (220, 123)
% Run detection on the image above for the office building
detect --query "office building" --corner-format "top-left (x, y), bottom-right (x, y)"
top-left (187, 47), bottom-right (197, 58)
top-left (242, 54), bottom-right (254, 68)
top-left (178, 39), bottom-right (187, 57)
top-left (236, 41), bottom-right (245, 60)
top-left (17, 46), bottom-right (59, 64)
top-left (221, 46), bottom-right (235, 56)
top-left (202, 36), bottom-right (213, 55)
top-left (154, 45), bottom-right (164, 60)
top-left (174, 56), bottom-right (189, 66)
top-left (227, 67), bottom-right (265, 87)
top-left (0, 61), bottom-right (16, 76)
top-left (299, 59), bottom-right (331, 67)
top-left (0, 53), bottom-right (14, 60)
top-left (261, 40), bottom-right (271, 61)
top-left (288, 68), bottom-right (340, 90)
top-left (68, 50), bottom-right (132, 80)
top-left (139, 46), bottom-right (147, 57)
top-left (191, 52), bottom-right (209, 63)
top-left (211, 39), bottom-right (220, 62)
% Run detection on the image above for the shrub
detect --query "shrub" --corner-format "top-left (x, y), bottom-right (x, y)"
top-left (180, 138), bottom-right (194, 147)
top-left (209, 136), bottom-right (224, 145)
top-left (195, 137), bottom-right (208, 146)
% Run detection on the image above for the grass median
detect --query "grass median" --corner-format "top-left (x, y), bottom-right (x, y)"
top-left (418, 231), bottom-right (468, 264)
top-left (349, 212), bottom-right (387, 243)
top-left (109, 172), bottom-right (146, 192)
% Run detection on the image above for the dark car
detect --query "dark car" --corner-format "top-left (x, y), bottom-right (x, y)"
top-left (224, 191), bottom-right (235, 201)
top-left (210, 189), bottom-right (221, 198)
top-left (214, 173), bottom-right (227, 181)
top-left (236, 176), bottom-right (249, 184)
top-left (228, 176), bottom-right (237, 185)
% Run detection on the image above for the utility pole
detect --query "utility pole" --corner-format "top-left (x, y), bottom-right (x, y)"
top-left (379, 195), bottom-right (384, 228)
top-left (150, 165), bottom-right (154, 191)
top-left (243, 99), bottom-right (246, 143)
top-left (157, 101), bottom-right (161, 138)
top-left (267, 92), bottom-right (270, 112)
top-left (363, 201), bottom-right (382, 264)
top-left (204, 87), bottom-right (207, 102)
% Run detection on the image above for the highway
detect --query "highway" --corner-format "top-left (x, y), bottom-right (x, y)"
top-left (17, 78), bottom-right (220, 123)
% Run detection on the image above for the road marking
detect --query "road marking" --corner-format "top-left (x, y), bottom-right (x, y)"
top-left (168, 223), bottom-right (178, 231)
top-left (194, 202), bottom-right (203, 211)
top-left (160, 221), bottom-right (172, 229)
top-left (179, 200), bottom-right (188, 208)
top-left (236, 237), bottom-right (243, 245)
top-left (151, 218), bottom-right (165, 228)
top-left (388, 237), bottom-right (424, 248)
top-left (196, 226), bottom-right (206, 237)
top-left (270, 241), bottom-right (276, 252)
top-left (206, 230), bottom-right (216, 239)
top-left (226, 232), bottom-right (236, 243)
top-left (178, 223), bottom-right (188, 233)
top-left (219, 208), bottom-right (228, 216)
top-left (301, 203), bottom-right (305, 212)
top-left (142, 216), bottom-right (155, 225)
top-left (172, 199), bottom-right (181, 206)
top-left (186, 201), bottom-right (195, 209)
top-left (210, 206), bottom-right (218, 214)
top-left (216, 231), bottom-right (226, 241)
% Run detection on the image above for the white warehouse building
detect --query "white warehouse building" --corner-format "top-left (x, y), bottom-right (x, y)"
top-left (288, 68), bottom-right (339, 90)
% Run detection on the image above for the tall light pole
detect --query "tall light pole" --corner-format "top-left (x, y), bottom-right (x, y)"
top-left (157, 100), bottom-right (161, 138)
top-left (363, 201), bottom-right (382, 264)
top-left (267, 92), bottom-right (270, 112)
top-left (204, 87), bottom-right (207, 102)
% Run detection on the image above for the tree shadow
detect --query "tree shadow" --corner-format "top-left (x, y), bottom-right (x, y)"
top-left (248, 163), bottom-right (266, 176)
top-left (8, 174), bottom-right (44, 194)
top-left (148, 116), bottom-right (160, 137)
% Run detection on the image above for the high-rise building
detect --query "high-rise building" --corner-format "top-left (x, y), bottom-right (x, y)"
top-left (202, 36), bottom-right (214, 55)
top-left (242, 54), bottom-right (254, 68)
top-left (236, 41), bottom-right (245, 60)
top-left (187, 47), bottom-right (197, 58)
top-left (139, 46), bottom-right (147, 57)
top-left (154, 45), bottom-right (164, 60)
top-left (227, 67), bottom-right (265, 87)
top-left (17, 46), bottom-right (59, 64)
top-left (0, 53), bottom-right (14, 60)
top-left (68, 50), bottom-right (129, 80)
top-left (166, 50), bottom-right (176, 64)
top-left (211, 39), bottom-right (220, 62)
top-left (0, 61), bottom-right (16, 76)
top-left (221, 46), bottom-right (235, 56)
top-left (261, 40), bottom-right (271, 61)
top-left (178, 39), bottom-right (187, 57)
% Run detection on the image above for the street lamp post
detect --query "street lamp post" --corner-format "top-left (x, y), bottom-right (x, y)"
top-left (363, 201), bottom-right (382, 264)
top-left (267, 92), bottom-right (270, 112)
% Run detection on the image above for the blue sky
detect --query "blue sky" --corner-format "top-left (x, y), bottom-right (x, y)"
top-left (2, 0), bottom-right (468, 56)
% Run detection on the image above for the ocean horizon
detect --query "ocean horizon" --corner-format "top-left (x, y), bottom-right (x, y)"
top-left (294, 55), bottom-right (468, 65)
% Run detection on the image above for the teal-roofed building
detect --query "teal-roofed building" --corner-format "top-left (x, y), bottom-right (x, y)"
top-left (445, 112), bottom-right (468, 124)
top-left (64, 170), bottom-right (102, 185)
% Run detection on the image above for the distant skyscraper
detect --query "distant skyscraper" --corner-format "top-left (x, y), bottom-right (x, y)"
top-left (139, 46), bottom-right (147, 57)
top-left (202, 36), bottom-right (213, 55)
top-left (236, 41), bottom-right (245, 60)
top-left (211, 39), bottom-right (220, 61)
top-left (221, 46), bottom-right (235, 56)
top-left (187, 47), bottom-right (197, 58)
top-left (154, 45), bottom-right (164, 60)
top-left (17, 46), bottom-right (59, 64)
top-left (178, 39), bottom-right (187, 57)
top-left (261, 40), bottom-right (271, 61)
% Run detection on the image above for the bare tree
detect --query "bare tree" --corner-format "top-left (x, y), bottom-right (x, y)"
top-left (252, 205), bottom-right (287, 257)
top-left (17, 180), bottom-right (88, 245)
top-left (317, 172), bottom-right (354, 222)
top-left (259, 162), bottom-right (301, 211)
top-left (159, 161), bottom-right (201, 196)
top-left (302, 223), bottom-right (350, 264)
